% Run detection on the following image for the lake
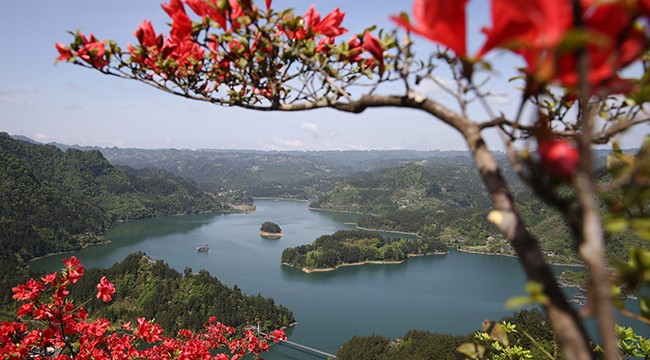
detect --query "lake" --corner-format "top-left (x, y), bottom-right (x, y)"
top-left (30, 199), bottom-right (648, 359)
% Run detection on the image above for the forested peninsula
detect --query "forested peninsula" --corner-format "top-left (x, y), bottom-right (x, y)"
top-left (68, 252), bottom-right (295, 334)
top-left (280, 230), bottom-right (447, 272)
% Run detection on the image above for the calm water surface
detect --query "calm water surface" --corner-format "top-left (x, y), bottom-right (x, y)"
top-left (30, 199), bottom-right (648, 359)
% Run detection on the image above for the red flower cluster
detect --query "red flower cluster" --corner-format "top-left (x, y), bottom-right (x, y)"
top-left (1, 257), bottom-right (285, 360)
top-left (55, 34), bottom-right (108, 69)
top-left (393, 0), bottom-right (649, 94)
top-left (278, 5), bottom-right (348, 40)
top-left (56, 0), bottom-right (391, 100)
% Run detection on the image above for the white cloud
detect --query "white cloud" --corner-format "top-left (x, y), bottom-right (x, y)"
top-left (297, 122), bottom-right (336, 138)
top-left (165, 136), bottom-right (172, 142)
top-left (486, 92), bottom-right (510, 105)
top-left (0, 97), bottom-right (24, 105)
top-left (412, 76), bottom-right (457, 99)
top-left (0, 86), bottom-right (38, 94)
top-left (258, 138), bottom-right (306, 150)
top-left (346, 144), bottom-right (370, 150)
top-left (65, 82), bottom-right (85, 91)
top-left (299, 122), bottom-right (319, 133)
top-left (64, 104), bottom-right (82, 111)
top-left (33, 133), bottom-right (50, 141)
top-left (273, 138), bottom-right (303, 148)
top-left (113, 140), bottom-right (126, 147)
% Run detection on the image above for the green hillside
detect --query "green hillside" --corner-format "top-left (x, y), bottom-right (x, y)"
top-left (308, 161), bottom-right (645, 265)
top-left (68, 252), bottom-right (295, 334)
top-left (310, 162), bottom-right (492, 214)
top-left (0, 132), bottom-right (231, 309)
top-left (0, 133), bottom-right (227, 222)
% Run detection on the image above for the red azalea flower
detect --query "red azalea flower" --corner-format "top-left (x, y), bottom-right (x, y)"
top-left (311, 7), bottom-right (348, 37)
top-left (316, 36), bottom-right (335, 54)
top-left (133, 20), bottom-right (162, 49)
top-left (391, 0), bottom-right (468, 57)
top-left (553, 2), bottom-right (645, 93)
top-left (183, 0), bottom-right (208, 17)
top-left (96, 276), bottom-right (115, 302)
top-left (77, 39), bottom-right (109, 68)
top-left (41, 272), bottom-right (57, 285)
top-left (162, 0), bottom-right (193, 41)
top-left (55, 43), bottom-right (72, 61)
top-left (362, 31), bottom-right (385, 75)
top-left (478, 0), bottom-right (572, 60)
top-left (229, 0), bottom-right (245, 30)
top-left (63, 256), bottom-right (81, 269)
top-left (538, 138), bottom-right (579, 181)
top-left (346, 36), bottom-right (363, 62)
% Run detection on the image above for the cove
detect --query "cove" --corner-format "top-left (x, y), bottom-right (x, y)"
top-left (29, 199), bottom-right (649, 359)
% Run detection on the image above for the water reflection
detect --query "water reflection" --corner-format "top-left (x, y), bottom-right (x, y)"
top-left (108, 212), bottom-right (221, 242)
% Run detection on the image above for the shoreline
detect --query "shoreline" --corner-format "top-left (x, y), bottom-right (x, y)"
top-left (454, 247), bottom-right (585, 267)
top-left (260, 231), bottom-right (284, 238)
top-left (306, 207), bottom-right (376, 216)
top-left (354, 226), bottom-right (420, 237)
top-left (115, 207), bottom-right (255, 223)
top-left (282, 252), bottom-right (449, 273)
top-left (28, 240), bottom-right (112, 263)
top-left (253, 197), bottom-right (310, 202)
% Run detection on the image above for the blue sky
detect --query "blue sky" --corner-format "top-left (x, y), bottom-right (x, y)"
top-left (1, 1), bottom-right (645, 151)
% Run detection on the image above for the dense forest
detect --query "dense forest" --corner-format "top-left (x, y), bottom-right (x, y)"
top-left (310, 162), bottom-right (496, 214)
top-left (280, 230), bottom-right (447, 270)
top-left (305, 161), bottom-right (645, 265)
top-left (65, 252), bottom-right (295, 334)
top-left (336, 308), bottom-right (558, 360)
top-left (0, 133), bottom-right (228, 260)
top-left (0, 133), bottom-right (242, 312)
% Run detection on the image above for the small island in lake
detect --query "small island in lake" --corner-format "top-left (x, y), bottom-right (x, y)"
top-left (260, 221), bottom-right (283, 238)
top-left (281, 230), bottom-right (448, 273)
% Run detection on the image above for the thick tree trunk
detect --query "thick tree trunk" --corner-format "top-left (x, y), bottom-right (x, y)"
top-left (461, 122), bottom-right (594, 360)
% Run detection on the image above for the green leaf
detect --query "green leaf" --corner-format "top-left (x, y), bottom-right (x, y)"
top-left (630, 217), bottom-right (650, 241)
top-left (611, 284), bottom-right (624, 310)
top-left (455, 343), bottom-right (486, 359)
top-left (481, 319), bottom-right (509, 346)
top-left (504, 295), bottom-right (532, 310)
top-left (508, 75), bottom-right (525, 82)
top-left (641, 296), bottom-right (650, 320)
top-left (603, 213), bottom-right (629, 233)
top-left (506, 281), bottom-right (548, 309)
top-left (616, 325), bottom-right (636, 341)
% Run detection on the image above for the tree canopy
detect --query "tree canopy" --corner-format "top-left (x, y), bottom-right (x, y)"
top-left (259, 221), bottom-right (281, 233)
